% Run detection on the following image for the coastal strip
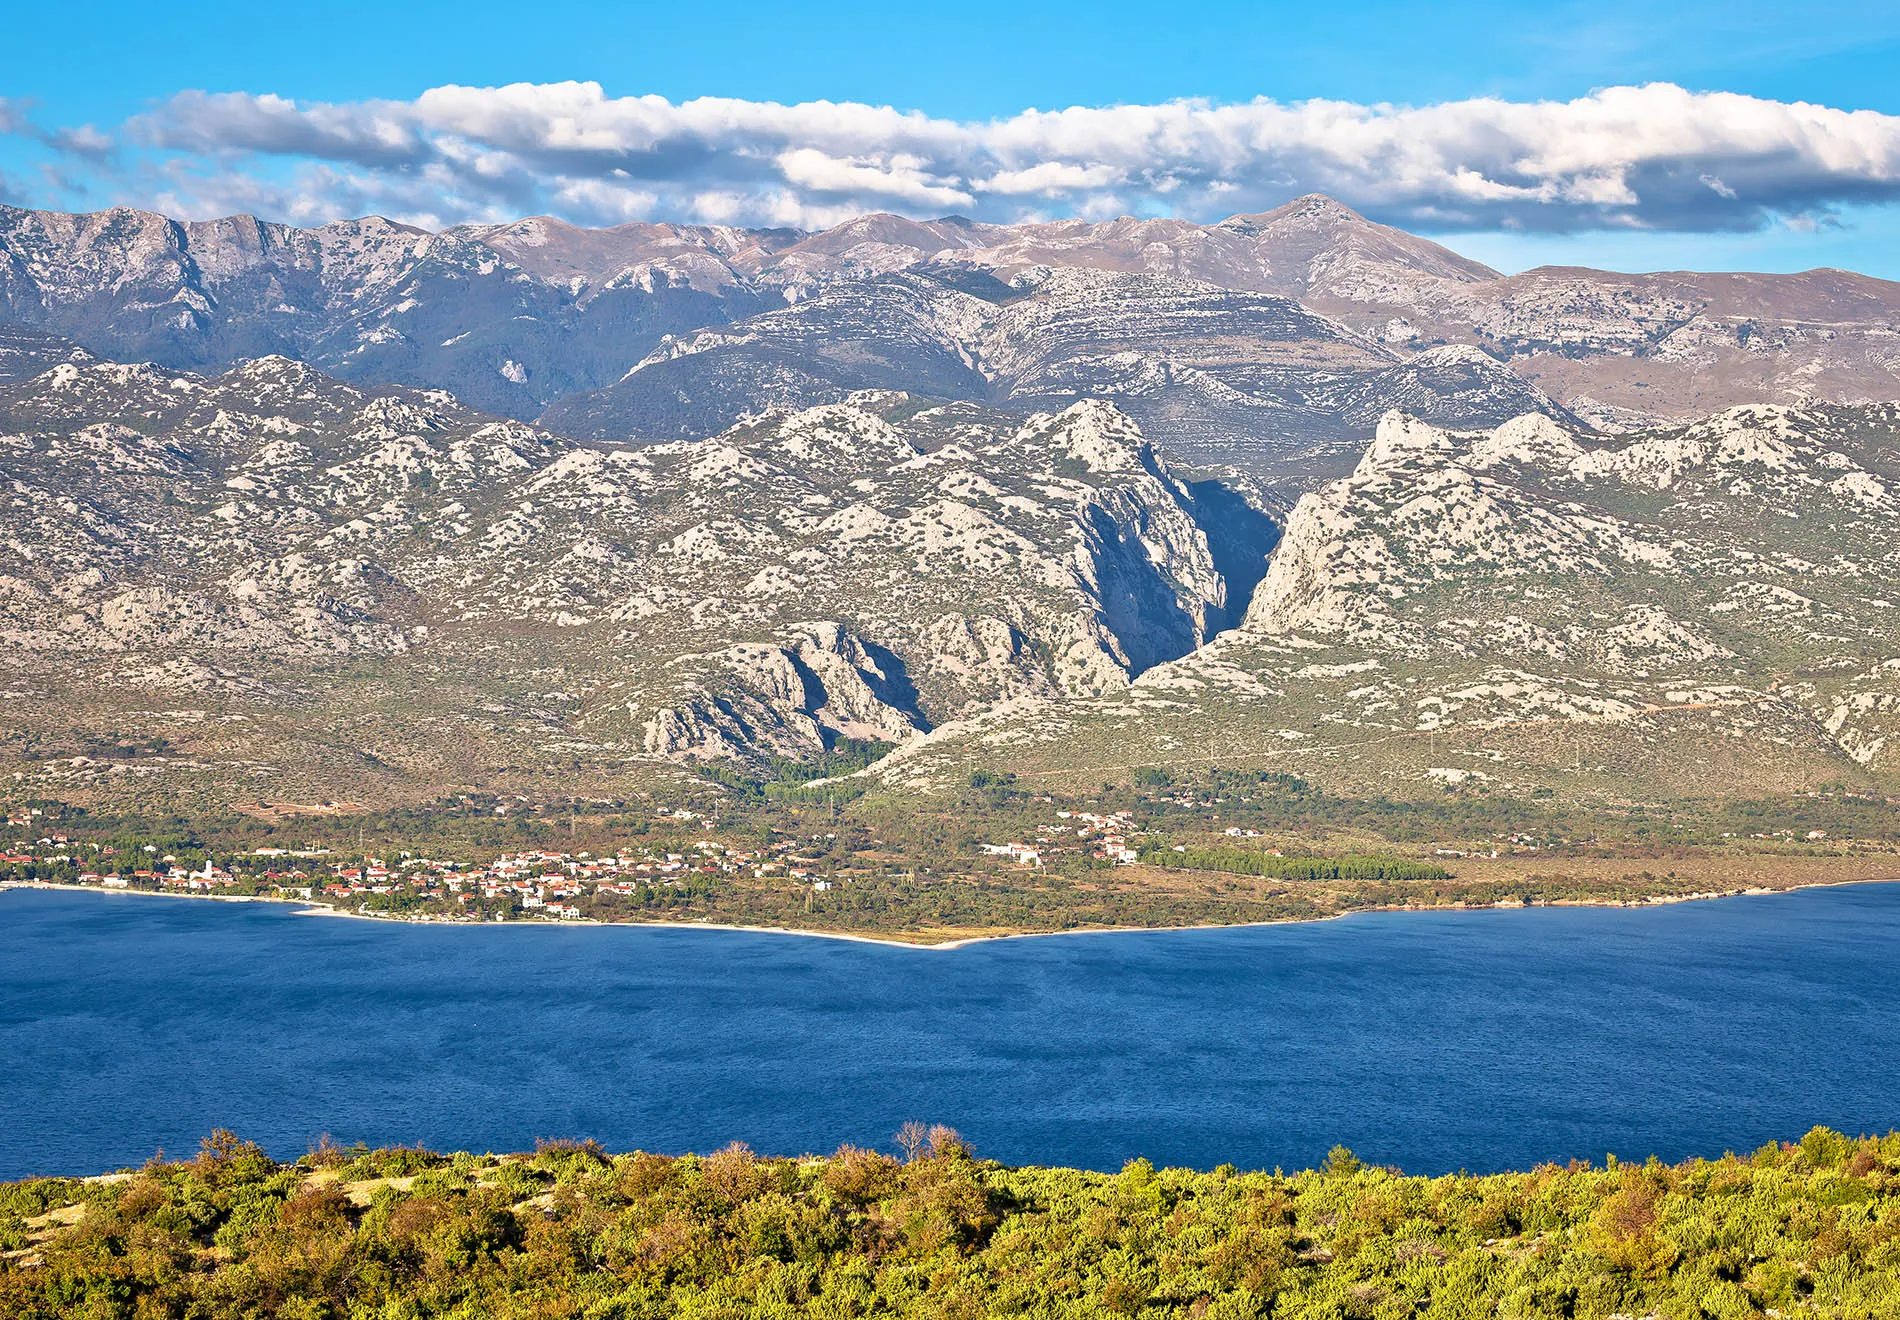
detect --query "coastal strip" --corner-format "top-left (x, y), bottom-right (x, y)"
top-left (8, 869), bottom-right (1900, 951)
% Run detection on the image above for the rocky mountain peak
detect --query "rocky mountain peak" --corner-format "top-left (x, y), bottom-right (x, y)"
top-left (5, 197), bottom-right (1900, 478)
top-left (885, 400), bottom-right (1900, 801)
top-left (1218, 192), bottom-right (1364, 231)
top-left (1352, 410), bottom-right (1463, 476)
top-left (1216, 195), bottom-right (1501, 303)
top-left (1031, 399), bottom-right (1155, 475)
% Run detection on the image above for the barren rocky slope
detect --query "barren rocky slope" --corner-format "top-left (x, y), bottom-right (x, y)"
top-left (1408, 267), bottom-right (1900, 432)
top-left (879, 404), bottom-right (1900, 802)
top-left (8, 197), bottom-right (1896, 476)
top-left (0, 358), bottom-right (1276, 803)
top-left (0, 207), bottom-right (779, 419)
top-left (544, 265), bottom-right (1567, 486)
top-left (6, 347), bottom-right (1899, 811)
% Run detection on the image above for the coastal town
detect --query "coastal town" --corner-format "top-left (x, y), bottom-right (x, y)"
top-left (6, 776), bottom-right (1889, 940)
top-left (0, 803), bottom-right (1156, 925)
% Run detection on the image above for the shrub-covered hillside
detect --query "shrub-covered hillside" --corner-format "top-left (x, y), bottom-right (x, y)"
top-left (3, 1126), bottom-right (1898, 1318)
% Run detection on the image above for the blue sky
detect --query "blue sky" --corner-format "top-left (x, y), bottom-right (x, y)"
top-left (4, 0), bottom-right (1900, 275)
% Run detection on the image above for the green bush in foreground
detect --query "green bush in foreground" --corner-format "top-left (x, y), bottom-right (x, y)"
top-left (3, 1126), bottom-right (1898, 1318)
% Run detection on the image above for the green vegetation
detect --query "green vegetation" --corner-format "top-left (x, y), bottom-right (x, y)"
top-left (694, 739), bottom-right (895, 807)
top-left (1141, 849), bottom-right (1453, 883)
top-left (4, 1127), bottom-right (1899, 1318)
top-left (6, 767), bottom-right (1899, 942)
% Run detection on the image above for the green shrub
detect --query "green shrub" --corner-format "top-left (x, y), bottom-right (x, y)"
top-left (4, 1128), bottom-right (1898, 1318)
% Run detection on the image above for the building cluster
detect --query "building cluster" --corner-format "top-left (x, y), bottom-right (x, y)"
top-left (982, 809), bottom-right (1144, 869)
top-left (4, 800), bottom-right (1172, 922)
top-left (297, 837), bottom-right (824, 916)
top-left (0, 831), bottom-right (836, 921)
top-left (1, 835), bottom-right (246, 890)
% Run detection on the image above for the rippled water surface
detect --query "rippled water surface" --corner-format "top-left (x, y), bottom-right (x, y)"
top-left (3, 884), bottom-right (1898, 1178)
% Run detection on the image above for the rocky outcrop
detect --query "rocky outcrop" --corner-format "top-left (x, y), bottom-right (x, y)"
top-left (0, 362), bottom-right (1271, 764)
top-left (592, 396), bottom-right (1246, 746)
top-left (636, 625), bottom-right (926, 759)
top-left (878, 402), bottom-right (1900, 798)
top-left (1224, 403), bottom-right (1900, 771)
top-left (9, 196), bottom-right (1898, 475)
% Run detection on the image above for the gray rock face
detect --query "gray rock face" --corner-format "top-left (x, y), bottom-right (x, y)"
top-left (0, 360), bottom-right (1275, 761)
top-left (544, 267), bottom-right (1569, 487)
top-left (1228, 402), bottom-right (1900, 782)
top-left (879, 403), bottom-right (1900, 798)
top-left (541, 274), bottom-right (996, 444)
top-left (5, 193), bottom-right (1898, 488)
top-left (0, 206), bottom-right (773, 421)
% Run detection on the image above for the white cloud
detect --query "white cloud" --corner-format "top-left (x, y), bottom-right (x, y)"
top-left (46, 125), bottom-right (116, 160)
top-left (978, 161), bottom-right (1125, 197)
top-left (10, 80), bottom-right (1896, 233)
top-left (0, 98), bottom-right (117, 162)
top-left (139, 90), bottom-right (428, 168)
top-left (775, 148), bottom-right (973, 210)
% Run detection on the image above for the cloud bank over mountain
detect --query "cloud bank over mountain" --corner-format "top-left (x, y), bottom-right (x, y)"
top-left (5, 81), bottom-right (1900, 233)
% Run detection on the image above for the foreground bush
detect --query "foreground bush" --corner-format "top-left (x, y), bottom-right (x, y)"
top-left (3, 1126), bottom-right (1898, 1318)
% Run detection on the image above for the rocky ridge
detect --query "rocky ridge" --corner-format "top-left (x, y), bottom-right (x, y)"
top-left (879, 403), bottom-right (1900, 799)
top-left (0, 206), bottom-right (777, 420)
top-left (544, 266), bottom-right (1569, 488)
top-left (0, 359), bottom-right (1274, 776)
top-left (7, 196), bottom-right (1896, 477)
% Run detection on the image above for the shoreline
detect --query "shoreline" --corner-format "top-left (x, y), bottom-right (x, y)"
top-left (0, 882), bottom-right (294, 905)
top-left (7, 869), bottom-right (1900, 950)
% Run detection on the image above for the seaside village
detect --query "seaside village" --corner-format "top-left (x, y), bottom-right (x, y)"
top-left (0, 805), bottom-right (1154, 922)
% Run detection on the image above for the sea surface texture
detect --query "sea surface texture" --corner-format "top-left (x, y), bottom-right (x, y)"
top-left (3, 885), bottom-right (1898, 1179)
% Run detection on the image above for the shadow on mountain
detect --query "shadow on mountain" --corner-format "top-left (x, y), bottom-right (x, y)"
top-left (846, 638), bottom-right (928, 735)
top-left (1082, 503), bottom-right (1208, 676)
top-left (1184, 480), bottom-right (1283, 633)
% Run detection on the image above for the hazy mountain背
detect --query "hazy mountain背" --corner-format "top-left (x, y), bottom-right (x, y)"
top-left (539, 266), bottom-right (1569, 493)
top-left (6, 195), bottom-right (1899, 480)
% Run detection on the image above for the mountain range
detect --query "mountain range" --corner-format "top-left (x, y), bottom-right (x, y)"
top-left (6, 196), bottom-right (1898, 479)
top-left (881, 403), bottom-right (1900, 801)
top-left (3, 196), bottom-right (1900, 810)
top-left (0, 356), bottom-right (1281, 805)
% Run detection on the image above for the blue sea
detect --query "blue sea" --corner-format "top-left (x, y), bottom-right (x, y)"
top-left (2, 883), bottom-right (1898, 1180)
